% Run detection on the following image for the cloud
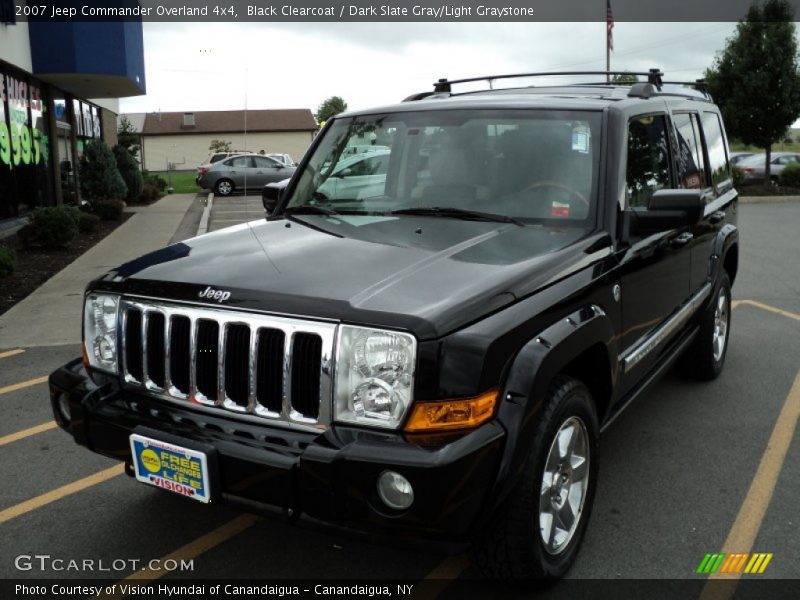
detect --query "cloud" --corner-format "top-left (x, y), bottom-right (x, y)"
top-left (120, 22), bottom-right (738, 115)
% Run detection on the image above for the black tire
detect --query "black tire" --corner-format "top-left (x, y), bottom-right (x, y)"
top-left (677, 272), bottom-right (732, 381)
top-left (215, 179), bottom-right (234, 196)
top-left (472, 375), bottom-right (599, 580)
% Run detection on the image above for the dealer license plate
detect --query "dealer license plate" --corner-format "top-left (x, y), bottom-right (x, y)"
top-left (129, 434), bottom-right (211, 503)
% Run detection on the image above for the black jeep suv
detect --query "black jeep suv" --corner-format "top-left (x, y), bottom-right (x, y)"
top-left (50, 70), bottom-right (738, 580)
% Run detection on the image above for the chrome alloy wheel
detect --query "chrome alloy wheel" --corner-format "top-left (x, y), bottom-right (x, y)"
top-left (712, 289), bottom-right (729, 362)
top-left (217, 180), bottom-right (232, 195)
top-left (539, 416), bottom-right (590, 555)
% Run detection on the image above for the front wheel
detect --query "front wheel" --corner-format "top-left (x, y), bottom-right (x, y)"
top-left (472, 375), bottom-right (599, 580)
top-left (677, 272), bottom-right (732, 380)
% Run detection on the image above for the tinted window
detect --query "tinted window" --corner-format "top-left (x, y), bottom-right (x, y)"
top-left (227, 156), bottom-right (252, 168)
top-left (700, 112), bottom-right (731, 192)
top-left (626, 114), bottom-right (671, 208)
top-left (674, 113), bottom-right (707, 189)
top-left (253, 156), bottom-right (280, 168)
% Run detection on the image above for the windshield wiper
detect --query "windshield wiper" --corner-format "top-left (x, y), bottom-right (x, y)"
top-left (284, 205), bottom-right (340, 217)
top-left (391, 206), bottom-right (524, 226)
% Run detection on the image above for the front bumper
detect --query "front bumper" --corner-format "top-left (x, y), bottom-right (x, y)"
top-left (49, 359), bottom-right (505, 541)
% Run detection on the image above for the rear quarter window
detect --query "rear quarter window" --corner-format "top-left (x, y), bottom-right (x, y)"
top-left (700, 112), bottom-right (733, 193)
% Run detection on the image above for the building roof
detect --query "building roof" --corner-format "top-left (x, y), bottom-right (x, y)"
top-left (119, 113), bottom-right (146, 133)
top-left (141, 109), bottom-right (317, 136)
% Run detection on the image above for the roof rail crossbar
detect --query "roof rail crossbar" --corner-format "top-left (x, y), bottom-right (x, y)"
top-left (433, 69), bottom-right (665, 93)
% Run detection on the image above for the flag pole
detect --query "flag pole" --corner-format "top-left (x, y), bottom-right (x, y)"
top-left (606, 0), bottom-right (613, 82)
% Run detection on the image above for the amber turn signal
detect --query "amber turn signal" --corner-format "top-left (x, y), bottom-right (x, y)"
top-left (404, 388), bottom-right (499, 432)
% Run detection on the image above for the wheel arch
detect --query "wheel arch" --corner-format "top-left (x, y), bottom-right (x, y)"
top-left (483, 304), bottom-right (617, 518)
top-left (711, 224), bottom-right (739, 285)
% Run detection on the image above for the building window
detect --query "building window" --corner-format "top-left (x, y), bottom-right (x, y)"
top-left (0, 64), bottom-right (53, 219)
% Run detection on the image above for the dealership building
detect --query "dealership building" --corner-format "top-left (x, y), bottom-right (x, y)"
top-left (0, 13), bottom-right (145, 225)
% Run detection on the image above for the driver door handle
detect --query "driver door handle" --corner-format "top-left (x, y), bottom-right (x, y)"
top-left (672, 232), bottom-right (694, 247)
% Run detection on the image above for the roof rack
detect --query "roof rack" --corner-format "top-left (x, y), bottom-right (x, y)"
top-left (431, 69), bottom-right (665, 93)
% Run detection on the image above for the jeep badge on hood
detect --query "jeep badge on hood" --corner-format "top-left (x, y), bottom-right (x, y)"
top-left (198, 286), bottom-right (231, 303)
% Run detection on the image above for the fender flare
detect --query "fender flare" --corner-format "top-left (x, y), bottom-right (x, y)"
top-left (709, 223), bottom-right (739, 284)
top-left (484, 304), bottom-right (616, 516)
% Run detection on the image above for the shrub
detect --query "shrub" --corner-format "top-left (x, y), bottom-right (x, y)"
top-left (17, 224), bottom-right (37, 247)
top-left (142, 171), bottom-right (168, 193)
top-left (0, 246), bottom-right (15, 277)
top-left (139, 182), bottom-right (162, 204)
top-left (30, 206), bottom-right (79, 248)
top-left (731, 166), bottom-right (746, 188)
top-left (113, 145), bottom-right (143, 203)
top-left (778, 162), bottom-right (800, 188)
top-left (94, 199), bottom-right (125, 221)
top-left (77, 211), bottom-right (101, 233)
top-left (79, 140), bottom-right (128, 201)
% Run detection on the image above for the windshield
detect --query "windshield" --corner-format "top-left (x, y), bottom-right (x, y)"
top-left (287, 109), bottom-right (602, 224)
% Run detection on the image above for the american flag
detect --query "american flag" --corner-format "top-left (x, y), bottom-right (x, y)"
top-left (607, 0), bottom-right (614, 52)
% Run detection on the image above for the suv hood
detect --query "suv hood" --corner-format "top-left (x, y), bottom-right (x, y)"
top-left (100, 216), bottom-right (600, 339)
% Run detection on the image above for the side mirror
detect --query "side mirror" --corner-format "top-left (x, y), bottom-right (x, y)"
top-left (627, 189), bottom-right (704, 236)
top-left (262, 182), bottom-right (284, 214)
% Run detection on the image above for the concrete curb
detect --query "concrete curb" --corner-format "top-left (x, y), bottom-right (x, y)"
top-left (197, 192), bottom-right (214, 235)
top-left (738, 195), bottom-right (800, 204)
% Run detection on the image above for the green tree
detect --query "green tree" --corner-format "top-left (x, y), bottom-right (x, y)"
top-left (117, 116), bottom-right (140, 160)
top-left (209, 139), bottom-right (232, 153)
top-left (611, 72), bottom-right (640, 84)
top-left (79, 140), bottom-right (128, 201)
top-left (705, 0), bottom-right (800, 184)
top-left (315, 96), bottom-right (348, 123)
top-left (113, 144), bottom-right (143, 202)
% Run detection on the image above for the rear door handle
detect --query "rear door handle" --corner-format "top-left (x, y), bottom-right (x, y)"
top-left (709, 211), bottom-right (726, 224)
top-left (672, 232), bottom-right (694, 247)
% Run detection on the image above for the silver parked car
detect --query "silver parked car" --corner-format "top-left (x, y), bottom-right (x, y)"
top-left (198, 154), bottom-right (296, 196)
top-left (737, 151), bottom-right (800, 181)
top-left (729, 151), bottom-right (756, 166)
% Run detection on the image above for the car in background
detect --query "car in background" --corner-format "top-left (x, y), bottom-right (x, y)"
top-left (316, 149), bottom-right (390, 201)
top-left (267, 153), bottom-right (295, 167)
top-left (198, 154), bottom-right (296, 196)
top-left (196, 150), bottom-right (251, 183)
top-left (737, 151), bottom-right (800, 181)
top-left (729, 151), bottom-right (756, 166)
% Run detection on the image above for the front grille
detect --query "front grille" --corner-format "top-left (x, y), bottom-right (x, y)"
top-left (120, 298), bottom-right (336, 430)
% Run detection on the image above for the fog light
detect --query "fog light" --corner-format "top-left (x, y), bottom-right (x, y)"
top-left (377, 470), bottom-right (414, 510)
top-left (58, 394), bottom-right (71, 422)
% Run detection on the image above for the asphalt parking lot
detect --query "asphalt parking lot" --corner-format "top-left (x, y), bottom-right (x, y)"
top-left (0, 202), bottom-right (798, 597)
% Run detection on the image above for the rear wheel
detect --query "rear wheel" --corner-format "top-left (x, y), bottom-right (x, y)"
top-left (215, 179), bottom-right (234, 196)
top-left (472, 375), bottom-right (599, 580)
top-left (677, 272), bottom-right (732, 380)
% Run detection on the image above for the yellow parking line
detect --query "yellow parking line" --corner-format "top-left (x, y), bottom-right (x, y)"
top-left (0, 375), bottom-right (48, 396)
top-left (700, 370), bottom-right (800, 599)
top-left (413, 555), bottom-right (470, 600)
top-left (0, 464), bottom-right (124, 525)
top-left (99, 514), bottom-right (259, 599)
top-left (0, 421), bottom-right (58, 447)
top-left (734, 299), bottom-right (800, 322)
top-left (0, 348), bottom-right (25, 360)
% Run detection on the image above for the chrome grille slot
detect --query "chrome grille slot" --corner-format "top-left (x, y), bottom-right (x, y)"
top-left (224, 324), bottom-right (250, 408)
top-left (123, 308), bottom-right (143, 382)
top-left (291, 333), bottom-right (322, 419)
top-left (120, 298), bottom-right (336, 432)
top-left (256, 329), bottom-right (284, 414)
top-left (169, 315), bottom-right (191, 395)
top-left (195, 319), bottom-right (219, 404)
top-left (146, 312), bottom-right (166, 389)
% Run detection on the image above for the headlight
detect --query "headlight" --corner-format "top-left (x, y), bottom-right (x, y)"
top-left (83, 293), bottom-right (120, 373)
top-left (334, 325), bottom-right (416, 429)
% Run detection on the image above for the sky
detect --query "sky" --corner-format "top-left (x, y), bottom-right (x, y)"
top-left (119, 22), bottom-right (741, 116)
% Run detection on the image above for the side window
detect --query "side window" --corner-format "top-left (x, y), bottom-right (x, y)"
top-left (674, 113), bottom-right (707, 190)
top-left (253, 156), bottom-right (279, 168)
top-left (700, 112), bottom-right (731, 193)
top-left (626, 114), bottom-right (671, 208)
top-left (228, 156), bottom-right (252, 168)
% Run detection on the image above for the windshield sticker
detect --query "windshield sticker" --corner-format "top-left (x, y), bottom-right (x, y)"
top-left (571, 126), bottom-right (590, 153)
top-left (551, 201), bottom-right (571, 218)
